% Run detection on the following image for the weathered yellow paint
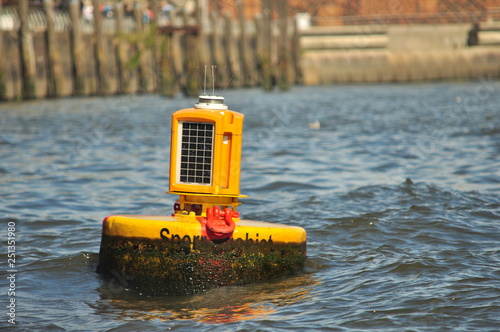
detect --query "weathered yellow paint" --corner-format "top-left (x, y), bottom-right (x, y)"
top-left (102, 214), bottom-right (306, 244)
top-left (103, 215), bottom-right (202, 239)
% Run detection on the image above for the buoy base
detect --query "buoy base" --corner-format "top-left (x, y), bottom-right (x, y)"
top-left (97, 215), bottom-right (306, 296)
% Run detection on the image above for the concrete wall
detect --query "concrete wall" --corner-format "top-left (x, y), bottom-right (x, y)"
top-left (300, 23), bottom-right (500, 85)
top-left (388, 24), bottom-right (470, 49)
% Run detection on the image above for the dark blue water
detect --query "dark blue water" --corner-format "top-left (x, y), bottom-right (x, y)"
top-left (1, 82), bottom-right (499, 331)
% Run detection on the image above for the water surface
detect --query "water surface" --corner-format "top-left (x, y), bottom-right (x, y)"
top-left (1, 81), bottom-right (499, 331)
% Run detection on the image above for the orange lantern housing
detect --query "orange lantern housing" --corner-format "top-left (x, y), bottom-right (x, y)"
top-left (168, 95), bottom-right (246, 215)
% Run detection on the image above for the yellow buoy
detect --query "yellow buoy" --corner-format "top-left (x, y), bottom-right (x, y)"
top-left (97, 94), bottom-right (307, 296)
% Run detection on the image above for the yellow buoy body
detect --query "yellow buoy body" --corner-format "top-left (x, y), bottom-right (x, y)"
top-left (97, 95), bottom-right (307, 296)
top-left (97, 214), bottom-right (306, 296)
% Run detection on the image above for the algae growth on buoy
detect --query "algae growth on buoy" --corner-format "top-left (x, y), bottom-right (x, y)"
top-left (97, 94), bottom-right (306, 296)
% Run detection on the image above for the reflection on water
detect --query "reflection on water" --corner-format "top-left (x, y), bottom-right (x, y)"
top-left (93, 272), bottom-right (317, 323)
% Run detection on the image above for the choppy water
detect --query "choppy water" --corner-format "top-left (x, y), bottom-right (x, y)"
top-left (1, 81), bottom-right (499, 331)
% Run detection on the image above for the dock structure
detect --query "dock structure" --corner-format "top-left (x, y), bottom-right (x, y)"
top-left (0, 0), bottom-right (297, 100)
top-left (1, 0), bottom-right (499, 101)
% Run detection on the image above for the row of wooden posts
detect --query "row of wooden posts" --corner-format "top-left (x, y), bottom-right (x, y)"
top-left (0, 0), bottom-right (301, 101)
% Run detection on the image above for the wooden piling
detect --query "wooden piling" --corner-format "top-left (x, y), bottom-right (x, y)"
top-left (0, 18), bottom-right (5, 98)
top-left (171, 10), bottom-right (184, 90)
top-left (223, 13), bottom-right (241, 88)
top-left (18, 0), bottom-right (36, 99)
top-left (92, 0), bottom-right (107, 94)
top-left (277, 0), bottom-right (290, 91)
top-left (150, 0), bottom-right (160, 92)
top-left (210, 11), bottom-right (229, 89)
top-left (259, 0), bottom-right (273, 91)
top-left (157, 10), bottom-right (179, 97)
top-left (114, 2), bottom-right (127, 94)
top-left (237, 0), bottom-right (253, 86)
top-left (197, 1), bottom-right (211, 83)
top-left (162, 10), bottom-right (183, 97)
top-left (134, 2), bottom-right (149, 93)
top-left (0, 0), bottom-right (6, 98)
top-left (181, 12), bottom-right (200, 97)
top-left (44, 0), bottom-right (64, 97)
top-left (158, 30), bottom-right (177, 97)
top-left (291, 16), bottom-right (302, 84)
top-left (69, 0), bottom-right (86, 95)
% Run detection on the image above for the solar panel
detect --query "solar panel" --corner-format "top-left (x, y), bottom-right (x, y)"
top-left (178, 121), bottom-right (214, 185)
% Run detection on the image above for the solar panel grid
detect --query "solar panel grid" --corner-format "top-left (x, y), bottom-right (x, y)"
top-left (179, 122), bottom-right (214, 184)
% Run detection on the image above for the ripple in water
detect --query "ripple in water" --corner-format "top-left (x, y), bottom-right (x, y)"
top-left (1, 82), bottom-right (499, 330)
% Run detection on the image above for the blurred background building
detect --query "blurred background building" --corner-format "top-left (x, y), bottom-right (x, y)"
top-left (204, 0), bottom-right (500, 25)
top-left (2, 0), bottom-right (499, 25)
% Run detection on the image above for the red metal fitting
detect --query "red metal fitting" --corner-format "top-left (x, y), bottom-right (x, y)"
top-left (205, 206), bottom-right (235, 237)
